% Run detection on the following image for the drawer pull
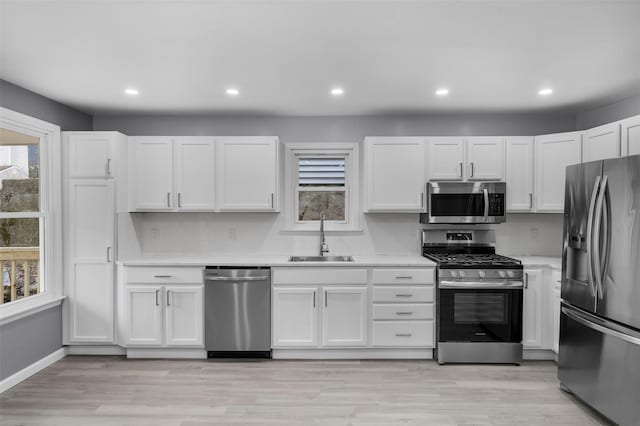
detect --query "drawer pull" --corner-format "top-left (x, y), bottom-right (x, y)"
top-left (395, 276), bottom-right (413, 279)
top-left (154, 275), bottom-right (173, 278)
top-left (395, 294), bottom-right (413, 297)
top-left (395, 333), bottom-right (413, 337)
top-left (396, 311), bottom-right (413, 315)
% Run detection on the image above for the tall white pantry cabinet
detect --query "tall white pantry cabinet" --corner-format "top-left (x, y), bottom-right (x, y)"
top-left (62, 132), bottom-right (127, 344)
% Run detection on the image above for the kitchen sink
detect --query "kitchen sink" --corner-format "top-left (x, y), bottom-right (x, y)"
top-left (288, 256), bottom-right (354, 262)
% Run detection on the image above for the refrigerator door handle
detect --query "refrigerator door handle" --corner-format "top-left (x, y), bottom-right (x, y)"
top-left (593, 175), bottom-right (608, 300)
top-left (598, 176), bottom-right (612, 299)
top-left (586, 175), bottom-right (601, 298)
top-left (562, 305), bottom-right (640, 346)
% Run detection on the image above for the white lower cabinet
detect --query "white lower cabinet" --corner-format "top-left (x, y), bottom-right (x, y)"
top-left (122, 267), bottom-right (204, 348)
top-left (551, 268), bottom-right (562, 354)
top-left (272, 287), bottom-right (318, 347)
top-left (372, 321), bottom-right (434, 347)
top-left (322, 287), bottom-right (368, 346)
top-left (523, 269), bottom-right (543, 348)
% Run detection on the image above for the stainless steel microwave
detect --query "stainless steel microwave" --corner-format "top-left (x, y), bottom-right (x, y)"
top-left (419, 182), bottom-right (506, 224)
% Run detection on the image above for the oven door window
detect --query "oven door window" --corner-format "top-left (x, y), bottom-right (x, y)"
top-left (439, 289), bottom-right (522, 342)
top-left (431, 194), bottom-right (485, 217)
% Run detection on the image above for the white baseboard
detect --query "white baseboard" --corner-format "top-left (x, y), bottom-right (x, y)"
top-left (0, 347), bottom-right (67, 394)
top-left (272, 348), bottom-right (434, 360)
top-left (523, 349), bottom-right (557, 361)
top-left (126, 348), bottom-right (206, 359)
top-left (67, 345), bottom-right (126, 356)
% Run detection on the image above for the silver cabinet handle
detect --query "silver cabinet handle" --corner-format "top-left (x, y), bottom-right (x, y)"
top-left (470, 162), bottom-right (474, 178)
top-left (529, 193), bottom-right (533, 209)
top-left (395, 293), bottom-right (413, 297)
top-left (396, 312), bottom-right (413, 315)
top-left (178, 193), bottom-right (182, 208)
top-left (154, 275), bottom-right (173, 278)
top-left (155, 289), bottom-right (160, 306)
top-left (106, 246), bottom-right (112, 263)
top-left (325, 290), bottom-right (328, 307)
top-left (167, 192), bottom-right (171, 208)
top-left (395, 333), bottom-right (412, 337)
top-left (313, 290), bottom-right (316, 308)
top-left (105, 158), bottom-right (112, 176)
top-left (459, 162), bottom-right (463, 178)
top-left (166, 290), bottom-right (171, 306)
top-left (270, 193), bottom-right (274, 209)
top-left (395, 276), bottom-right (413, 279)
top-left (524, 273), bottom-right (529, 289)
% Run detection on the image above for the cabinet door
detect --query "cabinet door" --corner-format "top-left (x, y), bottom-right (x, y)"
top-left (583, 122), bottom-right (621, 161)
top-left (621, 115), bottom-right (640, 156)
top-left (129, 137), bottom-right (173, 211)
top-left (523, 269), bottom-right (543, 348)
top-left (66, 132), bottom-right (113, 178)
top-left (174, 137), bottom-right (215, 211)
top-left (466, 137), bottom-right (505, 181)
top-left (67, 180), bottom-right (115, 343)
top-left (427, 137), bottom-right (464, 180)
top-left (534, 132), bottom-right (582, 212)
top-left (272, 287), bottom-right (318, 347)
top-left (552, 284), bottom-right (561, 354)
top-left (322, 287), bottom-right (368, 347)
top-left (124, 286), bottom-right (163, 346)
top-left (364, 138), bottom-right (426, 212)
top-left (217, 137), bottom-right (278, 211)
top-left (165, 286), bottom-right (203, 347)
top-left (505, 137), bottom-right (534, 211)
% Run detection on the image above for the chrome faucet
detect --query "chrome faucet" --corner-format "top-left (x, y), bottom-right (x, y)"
top-left (319, 212), bottom-right (329, 256)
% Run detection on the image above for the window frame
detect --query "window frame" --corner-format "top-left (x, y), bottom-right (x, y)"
top-left (0, 107), bottom-right (63, 324)
top-left (283, 142), bottom-right (360, 232)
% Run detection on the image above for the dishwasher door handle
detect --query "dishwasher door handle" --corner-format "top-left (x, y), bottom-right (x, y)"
top-left (204, 276), bottom-right (269, 282)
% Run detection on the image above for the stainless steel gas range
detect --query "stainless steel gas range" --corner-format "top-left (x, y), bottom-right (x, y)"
top-left (422, 230), bottom-right (523, 364)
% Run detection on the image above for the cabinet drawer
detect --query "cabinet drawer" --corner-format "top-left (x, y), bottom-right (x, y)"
top-left (125, 266), bottom-right (203, 284)
top-left (372, 268), bottom-right (434, 285)
top-left (373, 286), bottom-right (434, 303)
top-left (372, 304), bottom-right (434, 320)
top-left (272, 268), bottom-right (367, 285)
top-left (372, 321), bottom-right (434, 347)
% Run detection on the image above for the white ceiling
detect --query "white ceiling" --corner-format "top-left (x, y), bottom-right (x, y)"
top-left (1, 0), bottom-right (640, 116)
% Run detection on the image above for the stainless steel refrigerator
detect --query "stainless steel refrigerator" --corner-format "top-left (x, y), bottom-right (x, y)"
top-left (559, 154), bottom-right (640, 426)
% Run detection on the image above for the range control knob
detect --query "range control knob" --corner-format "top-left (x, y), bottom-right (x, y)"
top-left (498, 270), bottom-right (507, 278)
top-left (478, 271), bottom-right (486, 278)
top-left (450, 270), bottom-right (458, 278)
top-left (507, 270), bottom-right (515, 278)
top-left (458, 270), bottom-right (466, 278)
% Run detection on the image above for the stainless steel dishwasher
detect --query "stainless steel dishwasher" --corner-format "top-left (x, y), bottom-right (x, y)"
top-left (204, 266), bottom-right (271, 357)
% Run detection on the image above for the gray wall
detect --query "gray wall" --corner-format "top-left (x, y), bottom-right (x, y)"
top-left (94, 111), bottom-right (577, 140)
top-left (0, 79), bottom-right (92, 131)
top-left (576, 93), bottom-right (640, 130)
top-left (0, 306), bottom-right (62, 381)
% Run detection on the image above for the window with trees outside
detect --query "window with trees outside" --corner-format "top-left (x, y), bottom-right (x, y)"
top-left (0, 127), bottom-right (43, 305)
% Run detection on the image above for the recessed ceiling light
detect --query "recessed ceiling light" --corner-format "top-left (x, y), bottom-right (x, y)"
top-left (226, 88), bottom-right (239, 96)
top-left (124, 88), bottom-right (139, 96)
top-left (538, 88), bottom-right (554, 96)
top-left (435, 88), bottom-right (449, 96)
top-left (330, 87), bottom-right (344, 96)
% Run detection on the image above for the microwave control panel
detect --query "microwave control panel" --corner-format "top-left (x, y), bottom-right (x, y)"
top-left (488, 193), bottom-right (505, 216)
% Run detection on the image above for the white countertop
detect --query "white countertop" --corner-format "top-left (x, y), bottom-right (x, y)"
top-left (509, 255), bottom-right (562, 269)
top-left (121, 255), bottom-right (437, 268)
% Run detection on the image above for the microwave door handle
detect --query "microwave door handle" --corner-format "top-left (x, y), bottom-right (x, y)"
top-left (483, 188), bottom-right (489, 222)
top-left (586, 175), bottom-right (601, 298)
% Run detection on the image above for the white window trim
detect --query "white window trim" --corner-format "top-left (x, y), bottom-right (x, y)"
top-left (0, 107), bottom-right (64, 323)
top-left (283, 142), bottom-right (360, 232)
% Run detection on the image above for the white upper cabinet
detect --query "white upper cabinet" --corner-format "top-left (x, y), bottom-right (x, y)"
top-left (66, 132), bottom-right (116, 178)
top-left (129, 137), bottom-right (174, 211)
top-left (583, 122), bottom-right (621, 161)
top-left (534, 132), bottom-right (582, 212)
top-left (173, 137), bottom-right (215, 211)
top-left (466, 137), bottom-right (505, 181)
top-left (621, 115), bottom-right (640, 156)
top-left (216, 137), bottom-right (279, 212)
top-left (427, 137), bottom-right (503, 181)
top-left (505, 137), bottom-right (534, 212)
top-left (427, 137), bottom-right (465, 180)
top-left (364, 137), bottom-right (426, 212)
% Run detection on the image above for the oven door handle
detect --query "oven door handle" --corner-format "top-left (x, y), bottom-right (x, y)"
top-left (439, 280), bottom-right (523, 289)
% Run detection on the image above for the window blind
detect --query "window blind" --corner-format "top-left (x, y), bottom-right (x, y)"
top-left (298, 158), bottom-right (345, 186)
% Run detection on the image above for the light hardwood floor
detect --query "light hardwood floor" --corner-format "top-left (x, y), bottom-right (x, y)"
top-left (0, 357), bottom-right (611, 426)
